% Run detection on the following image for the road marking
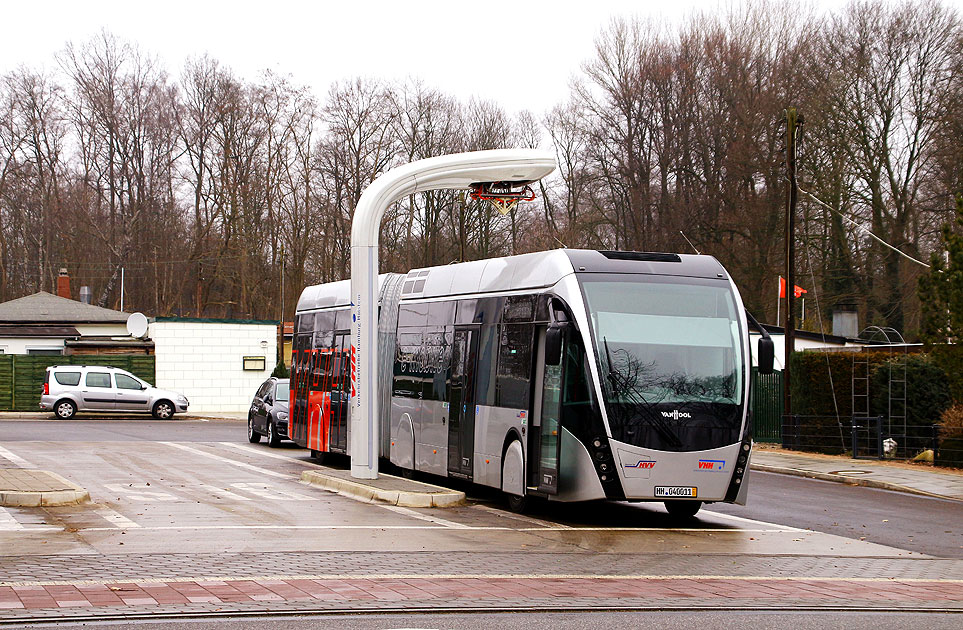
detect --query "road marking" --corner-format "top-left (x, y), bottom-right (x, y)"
top-left (702, 510), bottom-right (804, 532)
top-left (0, 507), bottom-right (24, 530)
top-left (378, 504), bottom-right (471, 529)
top-left (195, 483), bottom-right (252, 501)
top-left (93, 506), bottom-right (141, 529)
top-left (4, 573), bottom-right (962, 588)
top-left (230, 482), bottom-right (314, 501)
top-left (219, 442), bottom-right (323, 466)
top-left (103, 483), bottom-right (179, 502)
top-left (160, 442), bottom-right (291, 479)
top-left (28, 524), bottom-right (793, 533)
top-left (472, 504), bottom-right (572, 529)
top-left (0, 444), bottom-right (33, 468)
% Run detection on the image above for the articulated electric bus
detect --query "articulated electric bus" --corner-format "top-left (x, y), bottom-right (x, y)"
top-left (290, 249), bottom-right (772, 516)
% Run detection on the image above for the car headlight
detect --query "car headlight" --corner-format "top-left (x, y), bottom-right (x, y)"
top-left (277, 412), bottom-right (288, 421)
top-left (177, 395), bottom-right (188, 403)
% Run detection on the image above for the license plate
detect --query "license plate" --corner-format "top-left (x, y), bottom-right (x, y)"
top-left (655, 486), bottom-right (697, 498)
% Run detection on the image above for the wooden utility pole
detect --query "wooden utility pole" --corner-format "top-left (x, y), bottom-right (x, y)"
top-left (784, 108), bottom-right (802, 418)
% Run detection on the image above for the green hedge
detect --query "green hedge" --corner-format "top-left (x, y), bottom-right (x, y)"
top-left (0, 355), bottom-right (155, 411)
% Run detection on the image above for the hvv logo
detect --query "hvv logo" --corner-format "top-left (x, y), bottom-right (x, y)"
top-left (697, 459), bottom-right (726, 471)
top-left (625, 460), bottom-right (656, 470)
top-left (661, 410), bottom-right (691, 420)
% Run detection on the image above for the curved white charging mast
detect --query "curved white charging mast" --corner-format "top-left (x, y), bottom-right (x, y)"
top-left (349, 149), bottom-right (557, 479)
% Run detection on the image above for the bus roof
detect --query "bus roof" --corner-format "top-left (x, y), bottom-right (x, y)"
top-left (296, 249), bottom-right (727, 313)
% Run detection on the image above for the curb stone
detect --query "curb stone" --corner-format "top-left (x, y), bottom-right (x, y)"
top-left (300, 470), bottom-right (464, 507)
top-left (750, 463), bottom-right (960, 502)
top-left (0, 470), bottom-right (90, 507)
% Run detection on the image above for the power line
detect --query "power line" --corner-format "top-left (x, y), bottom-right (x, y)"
top-left (797, 185), bottom-right (931, 269)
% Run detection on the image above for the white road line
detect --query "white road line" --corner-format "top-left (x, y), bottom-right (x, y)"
top-left (195, 483), bottom-right (252, 501)
top-left (472, 504), bottom-right (572, 529)
top-left (378, 504), bottom-right (472, 529)
top-left (0, 507), bottom-right (24, 530)
top-left (702, 509), bottom-right (804, 532)
top-left (160, 442), bottom-right (291, 479)
top-left (93, 506), bottom-right (141, 529)
top-left (219, 442), bottom-right (323, 466)
top-left (230, 482), bottom-right (314, 501)
top-left (0, 444), bottom-right (33, 468)
top-left (64, 524), bottom-right (793, 532)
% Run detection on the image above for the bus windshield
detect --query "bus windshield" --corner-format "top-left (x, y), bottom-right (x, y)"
top-left (580, 274), bottom-right (745, 452)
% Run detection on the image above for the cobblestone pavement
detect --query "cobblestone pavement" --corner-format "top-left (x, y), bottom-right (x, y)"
top-left (1, 551), bottom-right (961, 621)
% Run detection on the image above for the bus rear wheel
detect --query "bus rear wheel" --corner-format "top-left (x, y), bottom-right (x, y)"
top-left (506, 493), bottom-right (530, 513)
top-left (664, 500), bottom-right (702, 518)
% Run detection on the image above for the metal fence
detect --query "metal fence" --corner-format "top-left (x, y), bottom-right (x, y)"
top-left (780, 414), bottom-right (963, 468)
top-left (751, 367), bottom-right (783, 443)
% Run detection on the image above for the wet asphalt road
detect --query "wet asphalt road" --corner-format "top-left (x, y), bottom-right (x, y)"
top-left (1, 418), bottom-right (961, 557)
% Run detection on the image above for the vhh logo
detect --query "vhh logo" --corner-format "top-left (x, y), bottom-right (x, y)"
top-left (661, 410), bottom-right (691, 419)
top-left (698, 459), bottom-right (725, 471)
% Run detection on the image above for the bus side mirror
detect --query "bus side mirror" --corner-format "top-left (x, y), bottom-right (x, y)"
top-left (546, 325), bottom-right (564, 366)
top-left (758, 337), bottom-right (775, 375)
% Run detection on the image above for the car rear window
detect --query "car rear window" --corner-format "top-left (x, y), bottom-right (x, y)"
top-left (54, 372), bottom-right (81, 386)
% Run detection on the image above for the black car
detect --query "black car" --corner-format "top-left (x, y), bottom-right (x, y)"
top-left (247, 377), bottom-right (289, 447)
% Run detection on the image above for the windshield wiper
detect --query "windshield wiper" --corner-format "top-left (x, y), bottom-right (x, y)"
top-left (602, 337), bottom-right (684, 448)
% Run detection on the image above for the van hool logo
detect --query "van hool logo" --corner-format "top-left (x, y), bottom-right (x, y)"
top-left (625, 460), bottom-right (656, 470)
top-left (661, 410), bottom-right (691, 420)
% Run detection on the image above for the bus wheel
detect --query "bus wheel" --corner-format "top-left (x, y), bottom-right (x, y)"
top-left (506, 493), bottom-right (529, 513)
top-left (664, 501), bottom-right (702, 518)
top-left (310, 449), bottom-right (325, 464)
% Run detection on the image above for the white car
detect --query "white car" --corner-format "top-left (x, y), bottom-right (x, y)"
top-left (39, 365), bottom-right (189, 419)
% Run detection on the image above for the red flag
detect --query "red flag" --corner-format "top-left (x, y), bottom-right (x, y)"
top-left (779, 276), bottom-right (807, 299)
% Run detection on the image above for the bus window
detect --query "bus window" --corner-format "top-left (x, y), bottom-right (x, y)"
top-left (474, 324), bottom-right (497, 406)
top-left (495, 323), bottom-right (534, 409)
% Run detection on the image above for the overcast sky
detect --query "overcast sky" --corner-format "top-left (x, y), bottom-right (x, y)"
top-left (2, 0), bottom-right (958, 116)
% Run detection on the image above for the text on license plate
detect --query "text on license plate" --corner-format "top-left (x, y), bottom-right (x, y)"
top-left (655, 486), bottom-right (697, 498)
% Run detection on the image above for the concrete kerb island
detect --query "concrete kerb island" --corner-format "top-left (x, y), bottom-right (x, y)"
top-left (0, 469), bottom-right (89, 507)
top-left (301, 468), bottom-right (464, 508)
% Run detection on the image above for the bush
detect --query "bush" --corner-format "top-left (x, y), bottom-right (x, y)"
top-left (928, 344), bottom-right (963, 403)
top-left (937, 405), bottom-right (963, 468)
top-left (869, 354), bottom-right (951, 426)
top-left (271, 359), bottom-right (289, 378)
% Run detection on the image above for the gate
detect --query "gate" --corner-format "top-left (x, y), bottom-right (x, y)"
top-left (751, 367), bottom-right (783, 443)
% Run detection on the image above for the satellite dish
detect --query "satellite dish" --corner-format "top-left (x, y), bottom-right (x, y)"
top-left (126, 312), bottom-right (149, 338)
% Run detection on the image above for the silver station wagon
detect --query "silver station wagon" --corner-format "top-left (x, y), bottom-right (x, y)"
top-left (40, 365), bottom-right (189, 419)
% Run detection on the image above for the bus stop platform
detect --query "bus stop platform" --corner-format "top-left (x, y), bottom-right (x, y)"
top-left (301, 468), bottom-right (465, 508)
top-left (0, 469), bottom-right (89, 507)
top-left (751, 447), bottom-right (963, 502)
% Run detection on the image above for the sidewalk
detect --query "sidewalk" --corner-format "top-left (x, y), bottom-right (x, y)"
top-left (751, 445), bottom-right (963, 501)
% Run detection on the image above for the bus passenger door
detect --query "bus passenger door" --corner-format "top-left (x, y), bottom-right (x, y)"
top-left (331, 332), bottom-right (350, 452)
top-left (533, 328), bottom-right (563, 495)
top-left (448, 328), bottom-right (478, 478)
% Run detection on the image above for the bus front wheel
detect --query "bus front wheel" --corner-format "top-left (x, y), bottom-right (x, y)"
top-left (664, 500), bottom-right (702, 518)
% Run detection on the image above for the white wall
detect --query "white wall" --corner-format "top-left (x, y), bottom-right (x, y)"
top-left (0, 337), bottom-right (66, 354)
top-left (149, 321), bottom-right (277, 413)
top-left (74, 323), bottom-right (129, 336)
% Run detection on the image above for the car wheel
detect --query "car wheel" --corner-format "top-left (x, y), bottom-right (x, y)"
top-left (664, 500), bottom-right (702, 519)
top-left (55, 399), bottom-right (76, 419)
top-left (152, 400), bottom-right (174, 420)
top-left (248, 415), bottom-right (261, 443)
top-left (267, 419), bottom-right (281, 447)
